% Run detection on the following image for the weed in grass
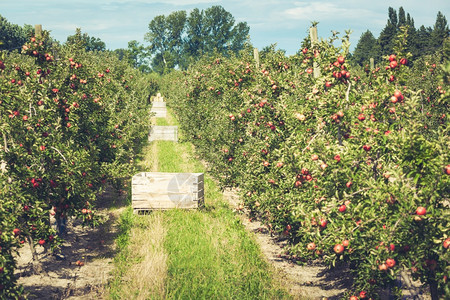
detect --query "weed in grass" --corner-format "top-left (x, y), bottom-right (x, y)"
top-left (107, 209), bottom-right (168, 300)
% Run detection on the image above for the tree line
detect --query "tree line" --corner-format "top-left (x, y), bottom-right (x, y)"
top-left (1, 6), bottom-right (448, 73)
top-left (352, 7), bottom-right (449, 67)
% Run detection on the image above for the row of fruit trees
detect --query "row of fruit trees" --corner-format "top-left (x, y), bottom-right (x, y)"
top-left (0, 31), bottom-right (156, 298)
top-left (160, 28), bottom-right (449, 299)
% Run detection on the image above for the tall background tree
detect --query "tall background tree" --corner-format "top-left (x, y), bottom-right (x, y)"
top-left (66, 28), bottom-right (106, 52)
top-left (0, 14), bottom-right (30, 51)
top-left (145, 11), bottom-right (187, 73)
top-left (378, 7), bottom-right (398, 56)
top-left (114, 40), bottom-right (152, 73)
top-left (431, 12), bottom-right (449, 51)
top-left (352, 30), bottom-right (380, 66)
top-left (145, 5), bottom-right (249, 74)
top-left (352, 7), bottom-right (449, 66)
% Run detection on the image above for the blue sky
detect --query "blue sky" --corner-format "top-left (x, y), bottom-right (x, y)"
top-left (1, 1), bottom-right (449, 55)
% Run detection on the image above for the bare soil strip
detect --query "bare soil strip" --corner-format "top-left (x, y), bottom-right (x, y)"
top-left (15, 189), bottom-right (126, 299)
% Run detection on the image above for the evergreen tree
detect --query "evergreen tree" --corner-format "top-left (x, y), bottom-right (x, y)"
top-left (414, 25), bottom-right (433, 56)
top-left (405, 14), bottom-right (417, 58)
top-left (388, 7), bottom-right (398, 28)
top-left (398, 7), bottom-right (406, 27)
top-left (431, 11), bottom-right (449, 51)
top-left (406, 13), bottom-right (414, 28)
top-left (378, 20), bottom-right (396, 55)
top-left (352, 30), bottom-right (380, 66)
top-left (353, 7), bottom-right (448, 61)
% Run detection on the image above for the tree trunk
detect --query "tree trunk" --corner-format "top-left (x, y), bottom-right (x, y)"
top-left (429, 281), bottom-right (439, 300)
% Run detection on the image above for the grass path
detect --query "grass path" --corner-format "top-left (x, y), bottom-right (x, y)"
top-left (106, 109), bottom-right (291, 299)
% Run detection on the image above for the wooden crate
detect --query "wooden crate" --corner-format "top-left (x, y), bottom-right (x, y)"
top-left (132, 172), bottom-right (204, 213)
top-left (150, 102), bottom-right (167, 118)
top-left (149, 126), bottom-right (178, 142)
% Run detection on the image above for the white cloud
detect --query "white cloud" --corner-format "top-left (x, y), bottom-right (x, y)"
top-left (283, 2), bottom-right (372, 21)
top-left (2, 0), bottom-right (449, 54)
top-left (108, 0), bottom-right (219, 5)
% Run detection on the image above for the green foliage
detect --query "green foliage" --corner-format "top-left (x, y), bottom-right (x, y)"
top-left (353, 7), bottom-right (449, 66)
top-left (66, 28), bottom-right (106, 52)
top-left (0, 14), bottom-right (28, 51)
top-left (145, 5), bottom-right (250, 74)
top-left (161, 26), bottom-right (449, 299)
top-left (113, 40), bottom-right (151, 73)
top-left (352, 30), bottom-right (380, 66)
top-left (0, 30), bottom-right (156, 298)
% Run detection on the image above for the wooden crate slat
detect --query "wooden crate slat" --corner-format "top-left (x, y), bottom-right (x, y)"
top-left (133, 172), bottom-right (202, 183)
top-left (133, 200), bottom-right (198, 210)
top-left (132, 188), bottom-right (201, 200)
top-left (132, 193), bottom-right (201, 204)
top-left (149, 126), bottom-right (178, 142)
top-left (150, 110), bottom-right (167, 118)
top-left (151, 108), bottom-right (167, 112)
top-left (132, 172), bottom-right (204, 212)
top-left (151, 102), bottom-right (166, 108)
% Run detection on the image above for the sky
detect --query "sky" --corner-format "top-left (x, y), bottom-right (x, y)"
top-left (1, 0), bottom-right (449, 55)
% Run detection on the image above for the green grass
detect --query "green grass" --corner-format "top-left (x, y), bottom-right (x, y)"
top-left (156, 135), bottom-right (289, 299)
top-left (163, 208), bottom-right (288, 299)
top-left (107, 206), bottom-right (135, 299)
top-left (155, 117), bottom-right (170, 126)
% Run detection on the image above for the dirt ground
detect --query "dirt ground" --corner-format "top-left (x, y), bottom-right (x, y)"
top-left (15, 188), bottom-right (126, 299)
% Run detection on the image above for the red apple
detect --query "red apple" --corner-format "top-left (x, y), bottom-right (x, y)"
top-left (307, 242), bottom-right (316, 251)
top-left (390, 60), bottom-right (398, 69)
top-left (378, 263), bottom-right (388, 271)
top-left (444, 164), bottom-right (450, 175)
top-left (334, 243), bottom-right (344, 254)
top-left (394, 90), bottom-right (403, 100)
top-left (416, 206), bottom-right (427, 216)
top-left (363, 145), bottom-right (371, 152)
top-left (386, 258), bottom-right (396, 268)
